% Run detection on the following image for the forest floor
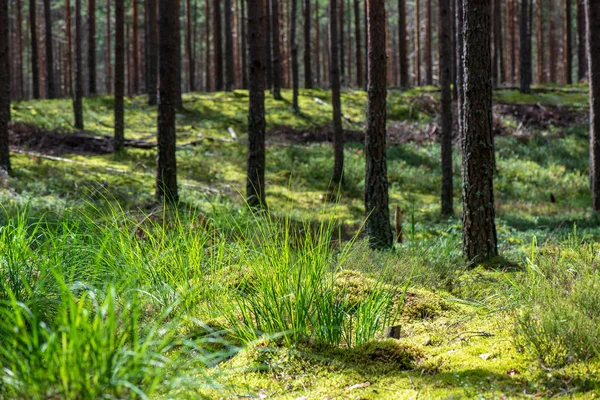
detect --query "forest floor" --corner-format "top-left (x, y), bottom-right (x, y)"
top-left (1, 86), bottom-right (600, 399)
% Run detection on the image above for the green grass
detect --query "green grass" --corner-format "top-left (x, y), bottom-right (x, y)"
top-left (2, 87), bottom-right (600, 398)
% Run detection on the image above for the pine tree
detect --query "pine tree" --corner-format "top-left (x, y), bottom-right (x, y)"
top-left (30, 0), bottom-right (39, 99)
top-left (147, 0), bottom-right (158, 104)
top-left (398, 0), bottom-right (408, 88)
top-left (225, 0), bottom-right (235, 90)
top-left (114, 0), bottom-right (124, 151)
top-left (330, 0), bottom-right (343, 185)
top-left (291, 0), bottom-right (300, 111)
top-left (74, 0), bottom-right (84, 129)
top-left (440, 0), bottom-right (453, 216)
top-left (88, 0), bottom-right (96, 95)
top-left (303, 0), bottom-right (312, 88)
top-left (586, 0), bottom-right (600, 210)
top-left (213, 0), bottom-right (223, 91)
top-left (353, 0), bottom-right (362, 88)
top-left (271, 0), bottom-right (283, 99)
top-left (43, 0), bottom-right (56, 98)
top-left (520, 0), bottom-right (532, 93)
top-left (0, 0), bottom-right (10, 172)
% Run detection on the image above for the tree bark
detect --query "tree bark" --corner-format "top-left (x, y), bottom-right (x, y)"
top-left (586, 0), bottom-right (600, 210)
top-left (213, 0), bottom-right (223, 90)
top-left (339, 0), bottom-right (344, 84)
top-left (425, 0), bottom-right (432, 85)
top-left (132, 0), bottom-right (140, 94)
top-left (247, 0), bottom-right (267, 208)
top-left (520, 0), bottom-right (532, 93)
top-left (303, 0), bottom-right (313, 88)
top-left (291, 0), bottom-right (300, 111)
top-left (225, 0), bottom-right (235, 90)
top-left (43, 0), bottom-right (56, 98)
top-left (264, 0), bottom-right (273, 90)
top-left (329, 0), bottom-right (343, 185)
top-left (157, 0), bottom-right (180, 203)
top-left (549, 0), bottom-right (557, 83)
top-left (398, 0), bottom-right (408, 88)
top-left (565, 0), bottom-right (572, 84)
top-left (106, 0), bottom-right (112, 94)
top-left (415, 0), bottom-right (421, 85)
top-left (271, 0), bottom-right (283, 98)
top-left (29, 0), bottom-right (39, 98)
top-left (456, 0), bottom-right (464, 132)
top-left (440, 0), bottom-right (453, 217)
top-left (537, 0), bottom-right (545, 84)
top-left (353, 0), bottom-right (362, 88)
top-left (114, 0), bottom-right (124, 151)
top-left (74, 0), bottom-right (84, 129)
top-left (315, 0), bottom-right (320, 86)
top-left (493, 0), bottom-right (504, 85)
top-left (187, 0), bottom-right (196, 91)
top-left (241, 0), bottom-right (248, 88)
top-left (578, 0), bottom-right (587, 81)
top-left (509, 0), bottom-right (517, 83)
top-left (147, 0), bottom-right (157, 104)
top-left (88, 0), bottom-right (96, 95)
top-left (205, 0), bottom-right (211, 91)
top-left (461, 0), bottom-right (498, 262)
top-left (0, 0), bottom-right (10, 172)
top-left (365, 0), bottom-right (392, 249)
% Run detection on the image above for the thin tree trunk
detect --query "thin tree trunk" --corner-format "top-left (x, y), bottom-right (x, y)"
top-left (578, 0), bottom-right (587, 80)
top-left (247, 0), bottom-right (267, 208)
top-left (205, 0), bottom-right (211, 91)
top-left (353, 0), bottom-right (362, 88)
top-left (330, 0), bottom-right (343, 185)
top-left (456, 0), bottom-right (464, 132)
top-left (74, 0), bottom-right (84, 128)
top-left (88, 0), bottom-right (96, 95)
top-left (291, 0), bottom-right (299, 111)
top-left (303, 0), bottom-right (312, 88)
top-left (157, 0), bottom-right (180, 203)
top-left (565, 0), bottom-right (572, 84)
top-left (43, 0), bottom-right (56, 98)
top-left (213, 0), bottom-right (223, 90)
top-left (398, 0), bottom-right (408, 87)
top-left (462, 0), bottom-right (497, 262)
top-left (425, 0), bottom-right (432, 85)
top-left (415, 0), bottom-right (421, 85)
top-left (587, 0), bottom-right (600, 209)
top-left (264, 0), bottom-right (273, 89)
top-left (225, 0), bottom-right (235, 90)
top-left (114, 0), bottom-right (124, 151)
top-left (133, 0), bottom-right (140, 94)
top-left (271, 0), bottom-right (283, 98)
top-left (509, 0), bottom-right (517, 83)
top-left (16, 0), bottom-right (24, 99)
top-left (147, 0), bottom-right (157, 104)
top-left (549, 0), bottom-right (557, 83)
top-left (537, 0), bottom-right (545, 83)
top-left (315, 0), bottom-right (320, 86)
top-left (440, 0), bottom-right (453, 216)
top-left (520, 0), bottom-right (532, 92)
top-left (0, 0), bottom-right (10, 172)
top-left (493, 0), bottom-right (504, 85)
top-left (339, 0), bottom-right (344, 85)
top-left (29, 0), bottom-right (39, 99)
top-left (187, 0), bottom-right (196, 91)
top-left (241, 0), bottom-right (248, 88)
top-left (106, 0), bottom-right (112, 94)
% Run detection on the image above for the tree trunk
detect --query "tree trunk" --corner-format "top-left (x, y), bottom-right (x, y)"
top-left (425, 0), bottom-right (432, 85)
top-left (339, 0), bottom-right (344, 85)
top-left (549, 0), bottom-right (557, 83)
top-left (88, 0), bottom-right (96, 95)
top-left (578, 0), bottom-right (587, 81)
top-left (0, 0), bottom-right (10, 172)
top-left (587, 0), bottom-right (600, 209)
top-left (365, 0), bottom-right (392, 249)
top-left (213, 0), bottom-right (223, 90)
top-left (440, 0), bottom-right (453, 216)
top-left (329, 0), bottom-right (343, 185)
top-left (291, 0), bottom-right (300, 111)
top-left (106, 0), bottom-right (112, 94)
top-left (456, 0), bottom-right (464, 131)
top-left (186, 0), bottom-right (196, 91)
top-left (302, 0), bottom-right (312, 88)
top-left (315, 0), bottom-right (320, 86)
top-left (247, 0), bottom-right (267, 208)
top-left (225, 0), bottom-right (235, 90)
top-left (114, 0), bottom-right (124, 151)
top-left (74, 0), bottom-right (84, 129)
top-left (43, 0), bottom-right (56, 98)
top-left (565, 0), bottom-right (572, 84)
top-left (353, 0), bottom-right (362, 88)
top-left (147, 0), bottom-right (157, 104)
top-left (520, 0), bottom-right (532, 93)
top-left (132, 0), bottom-right (139, 94)
top-left (271, 0), bottom-right (283, 98)
top-left (415, 0), bottom-right (421, 85)
top-left (264, 0), bottom-right (273, 89)
top-left (157, 0), bottom-right (180, 203)
top-left (205, 0), bottom-right (211, 91)
top-left (493, 0), bottom-right (504, 85)
top-left (461, 0), bottom-right (498, 262)
top-left (29, 0), bottom-right (39, 98)
top-left (509, 0), bottom-right (517, 83)
top-left (241, 0), bottom-right (248, 88)
top-left (537, 0), bottom-right (545, 84)
top-left (398, 0), bottom-right (408, 88)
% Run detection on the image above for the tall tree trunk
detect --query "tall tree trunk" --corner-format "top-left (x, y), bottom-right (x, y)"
top-left (587, 0), bottom-right (600, 209)
top-left (291, 0), bottom-right (299, 111)
top-left (43, 0), bottom-right (56, 98)
top-left (241, 0), bottom-right (248, 88)
top-left (315, 0), bottom-right (320, 86)
top-left (578, 0), bottom-right (587, 80)
top-left (462, 0), bottom-right (498, 262)
top-left (509, 0), bottom-right (517, 83)
top-left (549, 0), bottom-right (557, 83)
top-left (88, 0), bottom-right (96, 95)
top-left (213, 0), bottom-right (223, 90)
top-left (106, 0), bottom-right (112, 94)
top-left (303, 0), bottom-right (312, 88)
top-left (365, 0), bottom-right (392, 249)
top-left (157, 0), bottom-right (180, 203)
top-left (205, 0), bottom-right (211, 91)
top-left (493, 0), bottom-right (505, 85)
top-left (520, 0), bottom-right (532, 92)
top-left (330, 0), bottom-right (343, 185)
top-left (398, 0), bottom-right (408, 87)
top-left (0, 0), bottom-right (10, 172)
top-left (456, 0), bottom-right (464, 131)
top-left (114, 0), bottom-right (124, 151)
top-left (565, 0), bottom-right (572, 84)
top-left (440, 0), bottom-right (453, 216)
top-left (451, 0), bottom-right (457, 98)
top-left (186, 0), bottom-right (196, 91)
top-left (339, 0), bottom-right (344, 85)
top-left (415, 0), bottom-right (421, 85)
top-left (264, 0), bottom-right (273, 89)
top-left (132, 0), bottom-right (139, 94)
top-left (425, 0), bottom-right (432, 85)
top-left (225, 0), bottom-right (235, 90)
top-left (74, 0), bottom-right (84, 129)
top-left (271, 0), bottom-right (283, 98)
top-left (353, 0), bottom-right (362, 88)
top-left (65, 0), bottom-right (73, 98)
top-left (147, 0), bottom-right (157, 104)
top-left (16, 0), bottom-right (23, 99)
top-left (537, 0), bottom-right (545, 83)
top-left (247, 0), bottom-right (267, 208)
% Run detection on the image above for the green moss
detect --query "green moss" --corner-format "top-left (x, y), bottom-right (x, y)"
top-left (402, 288), bottom-right (458, 321)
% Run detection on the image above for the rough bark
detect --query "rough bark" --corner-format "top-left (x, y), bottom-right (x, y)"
top-left (440, 0), bottom-right (453, 216)
top-left (29, 0), bottom-right (39, 98)
top-left (291, 0), bottom-right (300, 111)
top-left (271, 0), bottom-right (283, 98)
top-left (520, 0), bottom-right (532, 93)
top-left (537, 0), bottom-right (545, 84)
top-left (157, 0), bottom-right (180, 203)
top-left (303, 0), bottom-right (312, 88)
top-left (43, 0), bottom-right (56, 98)
top-left (398, 0), bottom-right (408, 88)
top-left (213, 0), bottom-right (223, 90)
top-left (365, 0), bottom-right (392, 249)
top-left (147, 0), bottom-right (157, 104)
top-left (565, 0), bottom-right (572, 84)
top-left (339, 0), bottom-right (344, 84)
top-left (456, 0), bottom-right (464, 132)
top-left (0, 0), bottom-right (10, 172)
top-left (241, 0), bottom-right (248, 88)
top-left (578, 0), bottom-right (587, 80)
top-left (88, 0), bottom-right (96, 95)
top-left (330, 0), bottom-right (343, 185)
top-left (74, 0), bottom-right (84, 129)
top-left (353, 0), bottom-right (362, 88)
top-left (461, 0), bottom-right (498, 262)
top-left (425, 0), bottom-right (432, 85)
top-left (225, 0), bottom-right (235, 90)
top-left (114, 0), bottom-right (124, 151)
top-left (247, 0), bottom-right (267, 208)
top-left (587, 0), bottom-right (600, 210)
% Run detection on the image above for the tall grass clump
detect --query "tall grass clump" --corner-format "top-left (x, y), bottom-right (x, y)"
top-left (510, 233), bottom-right (600, 367)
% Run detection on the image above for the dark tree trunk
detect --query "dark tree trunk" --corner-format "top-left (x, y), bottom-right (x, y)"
top-left (213, 0), bottom-right (223, 90)
top-left (456, 0), bottom-right (464, 133)
top-left (205, 0), bottom-right (211, 91)
top-left (493, 0), bottom-right (504, 85)
top-left (246, 0), bottom-right (267, 208)
top-left (440, 0), bottom-right (453, 216)
top-left (16, 0), bottom-right (23, 99)
top-left (565, 0), bottom-right (572, 84)
top-left (303, 0), bottom-right (312, 88)
top-left (425, 0), bottom-right (432, 85)
top-left (520, 0), bottom-right (532, 93)
top-left (264, 0), bottom-right (273, 90)
top-left (509, 0), bottom-right (517, 83)
top-left (147, 0), bottom-right (157, 104)
top-left (549, 0), bottom-right (557, 83)
top-left (353, 0), bottom-right (362, 88)
top-left (451, 0), bottom-right (457, 98)
top-left (225, 0), bottom-right (235, 90)
top-left (0, 0), bottom-right (10, 172)
top-left (271, 0), bottom-right (283, 99)
top-left (241, 0), bottom-right (248, 88)
top-left (339, 0), bottom-right (344, 84)
top-left (74, 0), bottom-right (84, 129)
top-left (365, 0), bottom-right (392, 249)
top-left (398, 0), bottom-right (408, 88)
top-left (175, 1), bottom-right (182, 106)
top-left (106, 0), bottom-right (112, 94)
top-left (132, 0), bottom-right (139, 94)
top-left (330, 0), bottom-right (343, 185)
top-left (315, 0), bottom-right (320, 86)
top-left (43, 0), bottom-right (56, 98)
top-left (578, 0), bottom-right (587, 81)
top-left (291, 0), bottom-right (299, 111)
top-left (187, 0), bottom-right (196, 91)
top-left (157, 0), bottom-right (180, 203)
top-left (29, 0), bottom-right (39, 98)
top-left (461, 0), bottom-right (498, 262)
top-left (587, 0), bottom-right (600, 210)
top-left (88, 0), bottom-right (96, 95)
top-left (415, 0), bottom-right (421, 85)
top-left (114, 0), bottom-right (124, 151)
top-left (537, 0), bottom-right (545, 84)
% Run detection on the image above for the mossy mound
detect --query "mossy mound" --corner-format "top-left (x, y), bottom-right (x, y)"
top-left (346, 339), bottom-right (423, 371)
top-left (333, 269), bottom-right (377, 310)
top-left (401, 288), bottom-right (457, 321)
top-left (220, 264), bottom-right (257, 294)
